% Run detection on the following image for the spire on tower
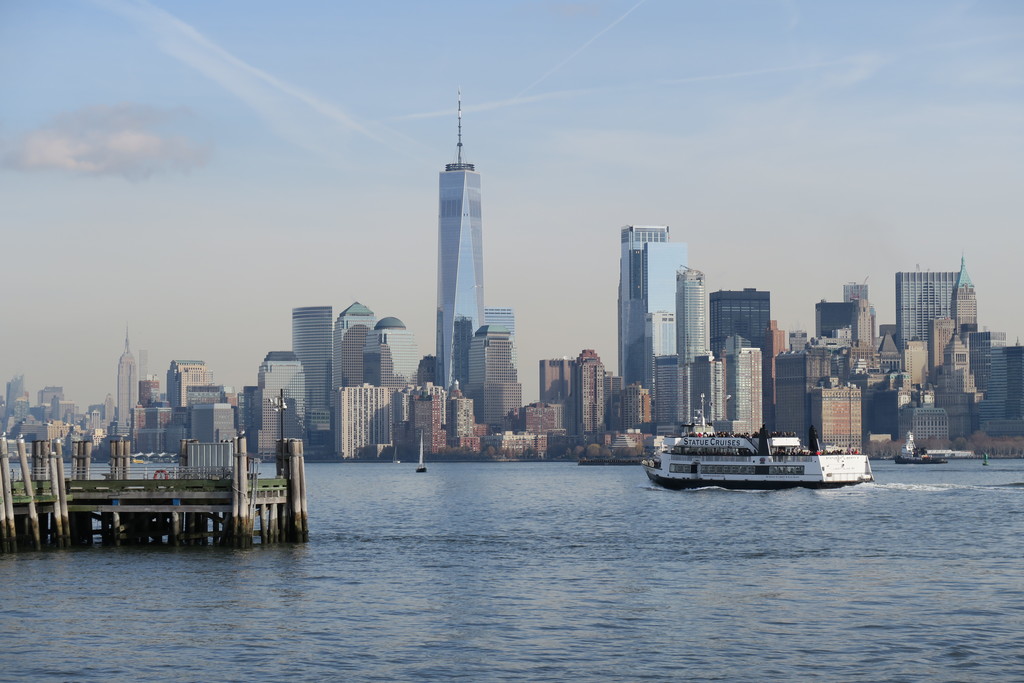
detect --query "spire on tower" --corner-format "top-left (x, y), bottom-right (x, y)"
top-left (445, 89), bottom-right (475, 172)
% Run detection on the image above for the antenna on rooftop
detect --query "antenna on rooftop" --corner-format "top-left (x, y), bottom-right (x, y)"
top-left (457, 88), bottom-right (463, 165)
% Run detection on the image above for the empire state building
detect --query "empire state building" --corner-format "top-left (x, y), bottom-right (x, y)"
top-left (436, 95), bottom-right (484, 390)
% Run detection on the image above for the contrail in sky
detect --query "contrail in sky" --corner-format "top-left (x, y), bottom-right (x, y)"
top-left (92, 0), bottom-right (393, 157)
top-left (513, 0), bottom-right (649, 101)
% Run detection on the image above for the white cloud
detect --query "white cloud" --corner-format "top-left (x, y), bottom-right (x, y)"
top-left (3, 103), bottom-right (209, 180)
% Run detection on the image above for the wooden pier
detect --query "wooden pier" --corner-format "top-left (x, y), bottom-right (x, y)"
top-left (0, 436), bottom-right (308, 552)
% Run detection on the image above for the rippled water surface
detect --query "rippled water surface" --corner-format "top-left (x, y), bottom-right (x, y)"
top-left (2, 460), bottom-right (1023, 681)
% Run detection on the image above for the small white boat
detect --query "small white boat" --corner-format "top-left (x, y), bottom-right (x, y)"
top-left (415, 434), bottom-right (426, 473)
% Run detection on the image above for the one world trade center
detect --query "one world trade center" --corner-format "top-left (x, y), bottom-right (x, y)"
top-left (436, 95), bottom-right (484, 390)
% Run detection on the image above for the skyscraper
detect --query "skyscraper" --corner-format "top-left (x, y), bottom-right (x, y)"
top-left (895, 269), bottom-right (957, 348)
top-left (723, 339), bottom-right (762, 434)
top-left (571, 349), bottom-right (606, 438)
top-left (436, 96), bottom-right (485, 391)
top-left (255, 351), bottom-right (305, 454)
top-left (675, 267), bottom-right (707, 364)
top-left (979, 345), bottom-right (1024, 433)
top-left (292, 306), bottom-right (333, 429)
top-left (467, 324), bottom-right (521, 431)
top-left (333, 302), bottom-right (377, 389)
top-left (363, 317), bottom-right (419, 389)
top-left (952, 256), bottom-right (978, 335)
top-left (709, 288), bottom-right (770, 358)
top-left (115, 330), bottom-right (137, 437)
top-left (335, 384), bottom-right (393, 459)
top-left (167, 360), bottom-right (210, 409)
top-left (618, 225), bottom-right (687, 388)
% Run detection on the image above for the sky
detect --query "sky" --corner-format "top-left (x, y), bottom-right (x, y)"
top-left (1, 0), bottom-right (1022, 408)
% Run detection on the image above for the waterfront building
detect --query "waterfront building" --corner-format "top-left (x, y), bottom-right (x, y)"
top-left (895, 269), bottom-right (957, 348)
top-left (396, 385), bottom-right (447, 454)
top-left (115, 332), bottom-right (136, 436)
top-left (979, 344), bottom-right (1024, 436)
top-left (675, 267), bottom-right (707, 364)
top-left (621, 382), bottom-right (651, 431)
top-left (333, 302), bottom-right (377, 389)
top-left (653, 355), bottom-right (682, 432)
top-left (687, 353), bottom-right (726, 423)
top-left (951, 256), bottom-right (978, 335)
top-left (436, 97), bottom-right (485, 391)
top-left (604, 374), bottom-right (623, 432)
top-left (571, 349), bottom-right (606, 439)
top-left (191, 402), bottom-right (235, 442)
top-left (810, 382), bottom-right (862, 450)
top-left (723, 339), bottom-right (762, 435)
top-left (167, 360), bottom-right (210, 409)
top-left (335, 384), bottom-right (393, 459)
top-left (618, 225), bottom-right (687, 388)
top-left (446, 382), bottom-right (477, 444)
top-left (899, 404), bottom-right (949, 441)
top-left (481, 431), bottom-right (548, 458)
top-left (364, 317), bottom-right (419, 389)
top-left (774, 348), bottom-right (832, 437)
top-left (467, 325), bottom-right (521, 431)
top-left (522, 402), bottom-right (564, 435)
top-left (709, 288), bottom-right (770, 358)
top-left (255, 351), bottom-right (305, 455)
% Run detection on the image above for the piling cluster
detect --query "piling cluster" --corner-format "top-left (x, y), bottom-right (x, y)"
top-left (0, 436), bottom-right (309, 552)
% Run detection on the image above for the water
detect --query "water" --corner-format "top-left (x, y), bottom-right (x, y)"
top-left (2, 460), bottom-right (1023, 681)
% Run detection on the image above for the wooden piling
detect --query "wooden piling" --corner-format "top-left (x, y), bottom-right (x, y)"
top-left (53, 440), bottom-right (71, 548)
top-left (48, 452), bottom-right (65, 547)
top-left (295, 440), bottom-right (308, 542)
top-left (72, 440), bottom-right (93, 480)
top-left (16, 439), bottom-right (41, 550)
top-left (0, 439), bottom-right (13, 552)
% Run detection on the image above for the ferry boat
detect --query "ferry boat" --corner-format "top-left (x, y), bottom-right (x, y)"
top-left (893, 432), bottom-right (947, 465)
top-left (641, 417), bottom-right (873, 491)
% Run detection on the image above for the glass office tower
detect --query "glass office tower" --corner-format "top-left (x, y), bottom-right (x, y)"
top-left (618, 225), bottom-right (687, 388)
top-left (436, 102), bottom-right (484, 391)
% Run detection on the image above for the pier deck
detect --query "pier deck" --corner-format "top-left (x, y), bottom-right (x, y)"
top-left (0, 437), bottom-right (308, 552)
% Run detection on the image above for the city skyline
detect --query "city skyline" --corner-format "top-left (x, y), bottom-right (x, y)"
top-left (2, 1), bottom-right (1022, 405)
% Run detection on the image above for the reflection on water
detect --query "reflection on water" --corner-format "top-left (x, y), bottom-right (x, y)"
top-left (1, 460), bottom-right (1023, 681)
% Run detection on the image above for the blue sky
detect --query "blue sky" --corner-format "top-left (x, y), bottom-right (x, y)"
top-left (1, 0), bottom-right (1022, 405)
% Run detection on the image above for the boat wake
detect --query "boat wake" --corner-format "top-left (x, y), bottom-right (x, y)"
top-left (867, 481), bottom-right (1020, 493)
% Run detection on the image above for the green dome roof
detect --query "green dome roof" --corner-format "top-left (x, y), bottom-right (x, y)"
top-left (375, 316), bottom-right (406, 330)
